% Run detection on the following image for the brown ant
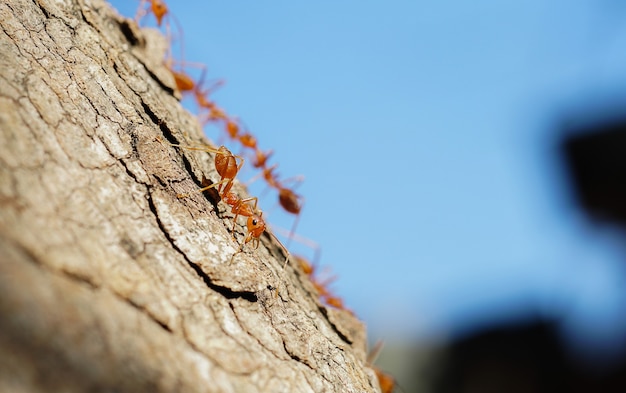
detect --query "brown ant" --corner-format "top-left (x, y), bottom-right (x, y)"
top-left (192, 69), bottom-right (225, 118)
top-left (225, 119), bottom-right (240, 140)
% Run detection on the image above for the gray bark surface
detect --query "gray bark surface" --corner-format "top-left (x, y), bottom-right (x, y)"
top-left (0, 0), bottom-right (377, 391)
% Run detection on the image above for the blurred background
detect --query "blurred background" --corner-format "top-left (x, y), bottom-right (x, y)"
top-left (110, 1), bottom-right (626, 391)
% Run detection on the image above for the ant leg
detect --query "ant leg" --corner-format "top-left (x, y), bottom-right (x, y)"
top-left (134, 0), bottom-right (149, 23)
top-left (279, 174), bottom-right (305, 189)
top-left (271, 227), bottom-right (321, 267)
top-left (165, 141), bottom-right (222, 155)
top-left (195, 67), bottom-right (225, 95)
top-left (176, 178), bottom-right (229, 198)
top-left (263, 231), bottom-right (290, 272)
top-left (245, 163), bottom-right (279, 189)
top-left (165, 141), bottom-right (245, 175)
top-left (167, 11), bottom-right (186, 62)
top-left (275, 187), bottom-right (305, 249)
top-left (285, 210), bottom-right (302, 249)
top-left (238, 196), bottom-right (258, 210)
top-left (228, 196), bottom-right (257, 237)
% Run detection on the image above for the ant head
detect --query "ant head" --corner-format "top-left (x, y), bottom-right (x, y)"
top-left (246, 213), bottom-right (266, 239)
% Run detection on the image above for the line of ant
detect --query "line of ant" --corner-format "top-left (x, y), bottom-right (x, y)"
top-left (272, 228), bottom-right (351, 313)
top-left (136, 2), bottom-right (400, 391)
top-left (172, 64), bottom-right (307, 250)
top-left (136, 1), bottom-right (305, 231)
top-left (135, 0), bottom-right (349, 310)
top-left (367, 341), bottom-right (406, 393)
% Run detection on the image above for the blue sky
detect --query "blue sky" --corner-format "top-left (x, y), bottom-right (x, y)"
top-left (111, 0), bottom-right (626, 357)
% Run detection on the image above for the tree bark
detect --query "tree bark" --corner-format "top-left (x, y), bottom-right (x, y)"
top-left (0, 0), bottom-right (376, 391)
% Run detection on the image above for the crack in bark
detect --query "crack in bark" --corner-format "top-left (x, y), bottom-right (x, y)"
top-left (281, 338), bottom-right (315, 373)
top-left (116, 18), bottom-right (142, 46)
top-left (227, 302), bottom-right (282, 361)
top-left (3, 234), bottom-right (178, 338)
top-left (189, 258), bottom-right (258, 302)
top-left (145, 188), bottom-right (257, 303)
top-left (318, 305), bottom-right (354, 345)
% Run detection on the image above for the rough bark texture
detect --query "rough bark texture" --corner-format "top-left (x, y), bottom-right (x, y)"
top-left (0, 0), bottom-right (376, 392)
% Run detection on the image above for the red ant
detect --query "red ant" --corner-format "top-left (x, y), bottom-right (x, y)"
top-left (192, 69), bottom-right (225, 118)
top-left (164, 60), bottom-right (206, 94)
top-left (134, 0), bottom-right (183, 50)
top-left (246, 161), bottom-right (305, 245)
top-left (248, 163), bottom-right (281, 189)
top-left (217, 117), bottom-right (259, 153)
top-left (249, 164), bottom-right (304, 212)
top-left (278, 186), bottom-right (303, 216)
top-left (135, 0), bottom-right (168, 27)
top-left (204, 179), bottom-right (267, 250)
top-left (171, 69), bottom-right (195, 93)
top-left (161, 139), bottom-right (290, 267)
top-left (135, 0), bottom-right (194, 98)
top-left (302, 261), bottom-right (348, 311)
top-left (238, 132), bottom-right (258, 150)
top-left (163, 63), bottom-right (224, 116)
top-left (276, 230), bottom-right (349, 312)
top-left (368, 342), bottom-right (403, 393)
top-left (252, 148), bottom-right (274, 169)
top-left (164, 140), bottom-right (263, 248)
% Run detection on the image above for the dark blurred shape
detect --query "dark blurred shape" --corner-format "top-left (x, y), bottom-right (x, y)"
top-left (431, 318), bottom-right (626, 393)
top-left (427, 116), bottom-right (626, 393)
top-left (561, 117), bottom-right (626, 226)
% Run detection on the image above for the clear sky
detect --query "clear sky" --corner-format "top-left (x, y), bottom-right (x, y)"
top-left (110, 0), bottom-right (626, 358)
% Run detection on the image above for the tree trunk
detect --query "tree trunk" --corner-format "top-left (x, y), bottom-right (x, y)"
top-left (0, 0), bottom-right (376, 391)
